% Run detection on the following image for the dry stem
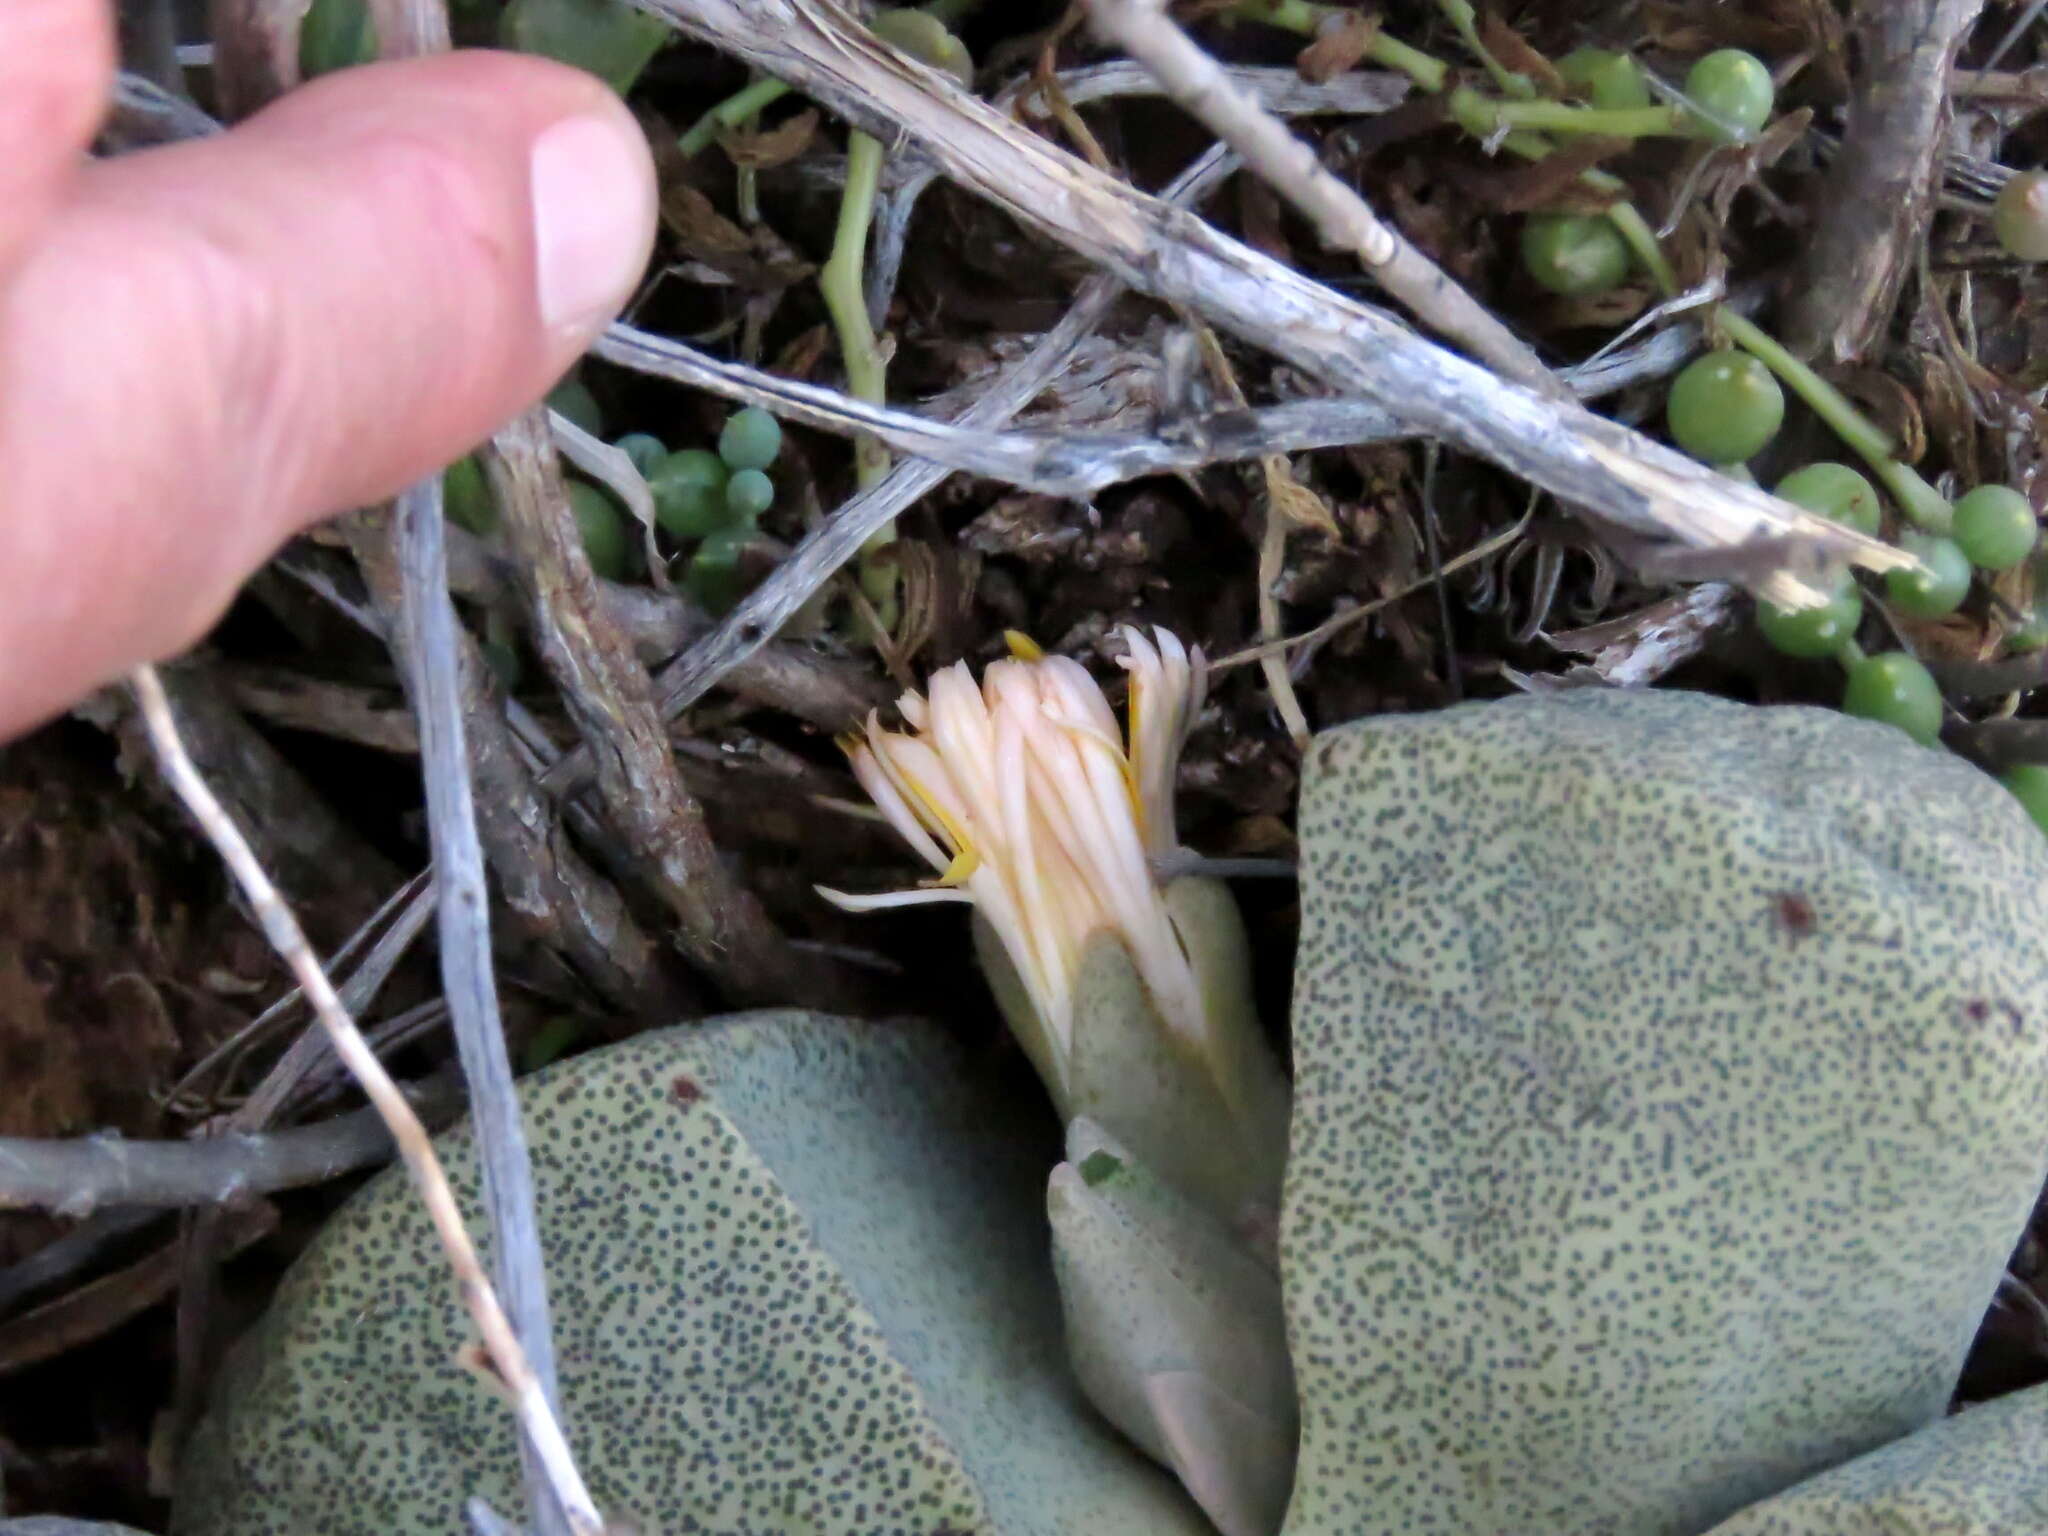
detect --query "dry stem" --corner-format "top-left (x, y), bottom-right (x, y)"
top-left (1082, 0), bottom-right (1561, 397)
top-left (127, 663), bottom-right (607, 1536)
top-left (631, 0), bottom-right (1905, 609)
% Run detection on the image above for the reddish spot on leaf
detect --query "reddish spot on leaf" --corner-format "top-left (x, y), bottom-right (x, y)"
top-left (670, 1074), bottom-right (703, 1106)
top-left (1773, 891), bottom-right (1816, 940)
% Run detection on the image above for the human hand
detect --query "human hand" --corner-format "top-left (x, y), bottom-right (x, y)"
top-left (0, 0), bottom-right (658, 738)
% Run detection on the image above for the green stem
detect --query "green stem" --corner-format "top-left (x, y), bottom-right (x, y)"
top-left (1449, 88), bottom-right (1685, 140)
top-left (1366, 32), bottom-right (1450, 93)
top-left (822, 129), bottom-right (892, 489)
top-left (1836, 637), bottom-right (1867, 670)
top-left (1434, 0), bottom-right (1531, 98)
top-left (678, 75), bottom-right (791, 157)
top-left (1717, 311), bottom-right (1953, 534)
top-left (1601, 199), bottom-right (1679, 294)
top-left (1228, 0), bottom-right (1329, 33)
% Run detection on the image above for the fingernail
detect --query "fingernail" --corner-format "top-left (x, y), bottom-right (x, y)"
top-left (529, 110), bottom-right (653, 333)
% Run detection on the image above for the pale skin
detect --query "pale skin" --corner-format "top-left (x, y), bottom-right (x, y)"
top-left (0, 0), bottom-right (659, 738)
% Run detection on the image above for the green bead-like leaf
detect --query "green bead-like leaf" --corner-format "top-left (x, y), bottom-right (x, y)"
top-left (500, 0), bottom-right (669, 96)
top-left (299, 0), bottom-right (376, 78)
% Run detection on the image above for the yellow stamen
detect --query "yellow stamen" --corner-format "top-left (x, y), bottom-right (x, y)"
top-left (1004, 630), bottom-right (1046, 662)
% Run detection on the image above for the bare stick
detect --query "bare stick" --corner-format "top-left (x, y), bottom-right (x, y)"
top-left (485, 417), bottom-right (831, 1007)
top-left (596, 287), bottom-right (1753, 498)
top-left (629, 0), bottom-right (1903, 608)
top-left (1081, 0), bottom-right (1560, 397)
top-left (398, 476), bottom-right (579, 1536)
top-left (0, 1082), bottom-right (461, 1212)
top-left (1781, 0), bottom-right (1984, 361)
top-left (127, 662), bottom-right (607, 1536)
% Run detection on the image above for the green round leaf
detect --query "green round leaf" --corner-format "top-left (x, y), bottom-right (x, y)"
top-left (1952, 484), bottom-right (2039, 572)
top-left (725, 467), bottom-right (776, 521)
top-left (545, 376), bottom-right (605, 438)
top-left (1841, 651), bottom-right (1944, 745)
top-left (1667, 351), bottom-right (1785, 463)
top-left (299, 0), bottom-right (377, 77)
top-left (1684, 49), bottom-right (1774, 135)
top-left (569, 480), bottom-right (632, 581)
top-left (650, 448), bottom-right (731, 539)
top-left (1774, 462), bottom-right (1882, 537)
top-left (1756, 570), bottom-right (1862, 660)
top-left (1884, 533), bottom-right (1973, 618)
top-left (613, 432), bottom-right (668, 478)
top-left (1556, 48), bottom-right (1651, 111)
top-left (442, 453), bottom-right (496, 537)
top-left (1519, 213), bottom-right (1631, 298)
top-left (718, 407), bottom-right (784, 472)
top-left (1993, 171), bottom-right (2048, 262)
top-left (2001, 763), bottom-right (2048, 837)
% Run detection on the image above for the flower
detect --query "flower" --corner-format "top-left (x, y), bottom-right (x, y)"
top-left (819, 626), bottom-right (1208, 1102)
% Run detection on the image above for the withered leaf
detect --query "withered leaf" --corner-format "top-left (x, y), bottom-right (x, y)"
top-left (717, 108), bottom-right (819, 170)
top-left (1450, 135), bottom-right (1631, 214)
top-left (1296, 10), bottom-right (1379, 84)
top-left (1478, 11), bottom-right (1564, 96)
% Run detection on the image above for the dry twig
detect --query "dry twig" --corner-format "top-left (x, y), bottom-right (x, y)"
top-left (0, 1082), bottom-right (461, 1212)
top-left (127, 662), bottom-right (608, 1536)
top-left (397, 475), bottom-right (578, 1536)
top-left (486, 416), bottom-right (834, 1007)
top-left (1081, 0), bottom-right (1560, 396)
top-left (1783, 0), bottom-right (1986, 360)
top-left (628, 0), bottom-right (1904, 607)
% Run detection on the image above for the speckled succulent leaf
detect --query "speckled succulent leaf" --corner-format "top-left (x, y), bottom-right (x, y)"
top-left (497, 0), bottom-right (667, 95)
top-left (1062, 880), bottom-right (1290, 1233)
top-left (1048, 1119), bottom-right (1297, 1536)
top-left (175, 1013), bottom-right (1212, 1536)
top-left (1701, 1379), bottom-right (2048, 1534)
top-left (1282, 689), bottom-right (2048, 1536)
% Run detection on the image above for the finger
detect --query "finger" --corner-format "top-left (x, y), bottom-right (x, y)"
top-left (0, 0), bottom-right (114, 276)
top-left (0, 50), bottom-right (657, 737)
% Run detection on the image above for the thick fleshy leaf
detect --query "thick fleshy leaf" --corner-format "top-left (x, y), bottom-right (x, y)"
top-left (1704, 1379), bottom-right (2048, 1533)
top-left (1049, 1120), bottom-right (1296, 1536)
top-left (1283, 689), bottom-right (2048, 1536)
top-left (176, 1014), bottom-right (1211, 1536)
top-left (1066, 878), bottom-right (1289, 1235)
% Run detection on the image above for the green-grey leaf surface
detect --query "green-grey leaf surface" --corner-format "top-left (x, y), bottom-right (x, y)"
top-left (1705, 1380), bottom-right (2048, 1533)
top-left (175, 1011), bottom-right (1208, 1536)
top-left (1282, 689), bottom-right (2048, 1536)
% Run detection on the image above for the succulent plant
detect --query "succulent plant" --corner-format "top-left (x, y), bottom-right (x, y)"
top-left (1282, 687), bottom-right (2048, 1535)
top-left (176, 684), bottom-right (2048, 1536)
top-left (1703, 1381), bottom-right (2048, 1534)
top-left (176, 1013), bottom-right (1212, 1536)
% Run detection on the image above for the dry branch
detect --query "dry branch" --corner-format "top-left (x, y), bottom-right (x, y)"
top-left (1782, 0), bottom-right (1985, 361)
top-left (0, 1083), bottom-right (460, 1212)
top-left (127, 663), bottom-right (607, 1534)
top-left (350, 513), bottom-right (682, 1017)
top-left (397, 475), bottom-right (576, 1536)
top-left (540, 144), bottom-right (1240, 797)
top-left (1082, 0), bottom-right (1559, 396)
top-left (629, 0), bottom-right (1905, 607)
top-left (487, 417), bottom-right (837, 1009)
top-left (442, 527), bottom-right (885, 729)
top-left (596, 299), bottom-right (1735, 497)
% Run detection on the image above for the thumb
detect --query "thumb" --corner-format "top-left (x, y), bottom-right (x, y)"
top-left (0, 0), bottom-right (114, 277)
top-left (0, 50), bottom-right (658, 736)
